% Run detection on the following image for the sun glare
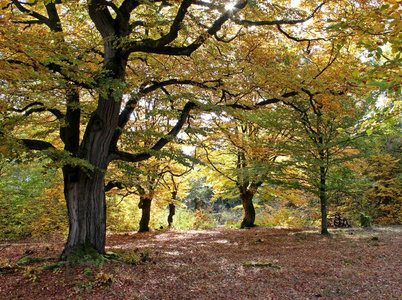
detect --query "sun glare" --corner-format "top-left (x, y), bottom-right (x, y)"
top-left (225, 2), bottom-right (236, 11)
top-left (291, 0), bottom-right (300, 7)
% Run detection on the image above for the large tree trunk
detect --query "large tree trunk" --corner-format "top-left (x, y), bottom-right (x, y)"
top-left (61, 96), bottom-right (120, 257)
top-left (240, 191), bottom-right (256, 228)
top-left (138, 197), bottom-right (152, 232)
top-left (58, 23), bottom-right (128, 256)
top-left (61, 82), bottom-right (123, 258)
top-left (61, 167), bottom-right (107, 258)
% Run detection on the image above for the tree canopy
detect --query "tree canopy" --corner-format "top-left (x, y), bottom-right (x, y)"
top-left (0, 0), bottom-right (400, 257)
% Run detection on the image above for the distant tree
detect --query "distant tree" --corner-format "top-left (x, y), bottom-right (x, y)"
top-left (197, 114), bottom-right (281, 228)
top-left (184, 176), bottom-right (214, 211)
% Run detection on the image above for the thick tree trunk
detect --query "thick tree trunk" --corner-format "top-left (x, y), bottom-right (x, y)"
top-left (58, 33), bottom-right (127, 257)
top-left (240, 191), bottom-right (256, 228)
top-left (168, 203), bottom-right (176, 227)
top-left (61, 167), bottom-right (107, 258)
top-left (138, 197), bottom-right (152, 232)
top-left (61, 90), bottom-right (122, 258)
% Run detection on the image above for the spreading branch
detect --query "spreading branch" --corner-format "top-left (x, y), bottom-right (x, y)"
top-left (105, 180), bottom-right (125, 192)
top-left (232, 2), bottom-right (326, 27)
top-left (109, 101), bottom-right (196, 163)
top-left (12, 101), bottom-right (64, 120)
top-left (21, 139), bottom-right (55, 150)
top-left (114, 78), bottom-right (220, 148)
top-left (126, 0), bottom-right (248, 56)
top-left (276, 24), bottom-right (327, 43)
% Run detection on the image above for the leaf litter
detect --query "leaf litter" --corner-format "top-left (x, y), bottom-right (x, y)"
top-left (0, 226), bottom-right (401, 299)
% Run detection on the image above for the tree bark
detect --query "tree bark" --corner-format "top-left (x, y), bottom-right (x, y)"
top-left (168, 203), bottom-right (176, 227)
top-left (319, 164), bottom-right (330, 235)
top-left (138, 197), bottom-right (152, 232)
top-left (60, 91), bottom-right (120, 257)
top-left (61, 167), bottom-right (107, 258)
top-left (240, 190), bottom-right (256, 228)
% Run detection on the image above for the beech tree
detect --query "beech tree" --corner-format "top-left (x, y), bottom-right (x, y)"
top-left (1, 0), bottom-right (257, 257)
top-left (0, 0), bottom-right (389, 257)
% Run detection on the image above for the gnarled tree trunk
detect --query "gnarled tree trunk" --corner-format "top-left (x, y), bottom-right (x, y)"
top-left (61, 92), bottom-right (121, 258)
top-left (62, 168), bottom-right (107, 257)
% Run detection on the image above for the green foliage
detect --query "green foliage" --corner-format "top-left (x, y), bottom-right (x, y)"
top-left (213, 209), bottom-right (243, 227)
top-left (360, 213), bottom-right (371, 228)
top-left (17, 256), bottom-right (51, 266)
top-left (0, 158), bottom-right (67, 239)
top-left (193, 209), bottom-right (216, 230)
top-left (172, 207), bottom-right (197, 230)
top-left (184, 177), bottom-right (214, 210)
top-left (106, 195), bottom-right (139, 232)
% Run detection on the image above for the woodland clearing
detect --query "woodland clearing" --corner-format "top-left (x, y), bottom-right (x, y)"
top-left (0, 226), bottom-right (401, 299)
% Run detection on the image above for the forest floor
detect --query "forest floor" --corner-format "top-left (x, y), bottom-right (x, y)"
top-left (0, 226), bottom-right (401, 300)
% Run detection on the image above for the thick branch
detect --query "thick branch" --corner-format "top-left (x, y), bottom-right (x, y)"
top-left (157, 0), bottom-right (194, 46)
top-left (225, 91), bottom-right (299, 110)
top-left (126, 0), bottom-right (248, 56)
top-left (11, 0), bottom-right (48, 25)
top-left (88, 0), bottom-right (116, 38)
top-left (10, 0), bottom-right (62, 31)
top-left (105, 180), bottom-right (125, 192)
top-left (12, 102), bottom-right (64, 120)
top-left (21, 139), bottom-right (55, 150)
top-left (117, 78), bottom-right (219, 133)
top-left (109, 101), bottom-right (196, 162)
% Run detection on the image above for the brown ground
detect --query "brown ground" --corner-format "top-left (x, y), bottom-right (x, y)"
top-left (0, 226), bottom-right (401, 299)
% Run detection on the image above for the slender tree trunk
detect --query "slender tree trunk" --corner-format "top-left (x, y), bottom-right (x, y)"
top-left (138, 197), bottom-right (152, 232)
top-left (240, 191), bottom-right (256, 228)
top-left (319, 165), bottom-right (330, 235)
top-left (168, 203), bottom-right (176, 227)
